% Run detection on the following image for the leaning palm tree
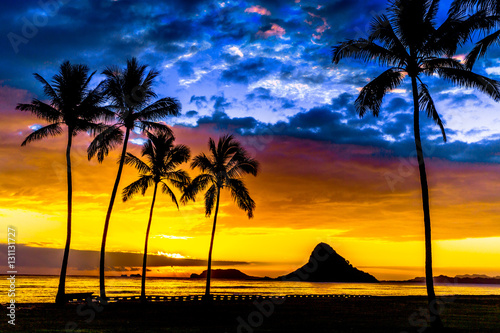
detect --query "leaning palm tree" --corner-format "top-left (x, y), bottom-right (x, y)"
top-left (332, 0), bottom-right (500, 328)
top-left (88, 58), bottom-right (181, 301)
top-left (17, 61), bottom-right (109, 304)
top-left (181, 135), bottom-right (259, 298)
top-left (451, 0), bottom-right (500, 69)
top-left (122, 132), bottom-right (190, 301)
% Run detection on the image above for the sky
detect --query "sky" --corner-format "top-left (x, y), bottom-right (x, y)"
top-left (0, 0), bottom-right (499, 281)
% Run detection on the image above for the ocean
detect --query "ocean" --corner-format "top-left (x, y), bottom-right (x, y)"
top-left (2, 275), bottom-right (499, 303)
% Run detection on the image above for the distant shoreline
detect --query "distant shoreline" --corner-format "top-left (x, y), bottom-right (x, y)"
top-left (3, 273), bottom-right (500, 284)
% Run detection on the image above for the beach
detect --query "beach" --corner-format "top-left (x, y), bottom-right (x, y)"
top-left (1, 295), bottom-right (499, 332)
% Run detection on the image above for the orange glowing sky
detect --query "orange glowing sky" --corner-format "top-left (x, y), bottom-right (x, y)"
top-left (0, 85), bottom-right (499, 281)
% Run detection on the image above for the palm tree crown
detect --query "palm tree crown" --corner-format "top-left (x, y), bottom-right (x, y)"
top-left (182, 134), bottom-right (259, 218)
top-left (123, 132), bottom-right (191, 203)
top-left (88, 57), bottom-right (181, 162)
top-left (333, 0), bottom-right (500, 132)
top-left (17, 61), bottom-right (108, 144)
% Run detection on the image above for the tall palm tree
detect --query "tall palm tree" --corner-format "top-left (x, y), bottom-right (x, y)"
top-left (17, 61), bottom-right (109, 304)
top-left (121, 132), bottom-right (190, 301)
top-left (181, 135), bottom-right (259, 298)
top-left (332, 0), bottom-right (500, 328)
top-left (87, 58), bottom-right (181, 301)
top-left (451, 0), bottom-right (500, 69)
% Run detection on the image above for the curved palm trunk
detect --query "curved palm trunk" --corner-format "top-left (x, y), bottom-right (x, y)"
top-left (411, 77), bottom-right (443, 330)
top-left (204, 187), bottom-right (221, 299)
top-left (141, 182), bottom-right (158, 302)
top-left (99, 128), bottom-right (131, 302)
top-left (56, 128), bottom-right (73, 305)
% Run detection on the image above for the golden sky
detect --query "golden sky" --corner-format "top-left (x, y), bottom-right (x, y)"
top-left (0, 85), bottom-right (499, 280)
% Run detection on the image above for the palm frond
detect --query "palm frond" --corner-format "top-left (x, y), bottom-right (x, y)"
top-left (167, 144), bottom-right (191, 168)
top-left (425, 0), bottom-right (440, 24)
top-left (208, 137), bottom-right (218, 160)
top-left (138, 120), bottom-right (173, 136)
top-left (430, 10), bottom-right (497, 56)
top-left (418, 83), bottom-right (447, 142)
top-left (164, 169), bottom-right (191, 189)
top-left (87, 125), bottom-right (124, 162)
top-left (21, 122), bottom-right (63, 146)
top-left (140, 68), bottom-right (160, 100)
top-left (226, 147), bottom-right (260, 178)
top-left (191, 153), bottom-right (215, 174)
top-left (16, 100), bottom-right (61, 122)
top-left (181, 174), bottom-right (215, 204)
top-left (124, 152), bottom-right (152, 174)
top-left (332, 39), bottom-right (402, 67)
top-left (137, 97), bottom-right (181, 122)
top-left (204, 185), bottom-right (217, 217)
top-left (160, 182), bottom-right (179, 209)
top-left (33, 73), bottom-right (60, 104)
top-left (464, 29), bottom-right (500, 70)
top-left (226, 178), bottom-right (256, 218)
top-left (369, 14), bottom-right (409, 62)
top-left (355, 68), bottom-right (405, 117)
top-left (421, 57), bottom-right (466, 75)
top-left (122, 175), bottom-right (154, 202)
top-left (73, 119), bottom-right (107, 136)
top-left (450, 0), bottom-right (500, 15)
top-left (102, 65), bottom-right (126, 110)
top-left (435, 67), bottom-right (500, 101)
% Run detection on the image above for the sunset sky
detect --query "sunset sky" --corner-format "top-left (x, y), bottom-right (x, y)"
top-left (0, 0), bottom-right (499, 280)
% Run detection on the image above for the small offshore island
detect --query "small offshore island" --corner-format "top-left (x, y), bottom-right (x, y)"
top-left (191, 243), bottom-right (378, 282)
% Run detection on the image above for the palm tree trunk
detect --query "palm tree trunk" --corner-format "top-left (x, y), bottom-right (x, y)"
top-left (204, 187), bottom-right (221, 299)
top-left (56, 128), bottom-right (73, 305)
top-left (411, 77), bottom-right (443, 330)
top-left (99, 127), bottom-right (131, 302)
top-left (141, 182), bottom-right (158, 302)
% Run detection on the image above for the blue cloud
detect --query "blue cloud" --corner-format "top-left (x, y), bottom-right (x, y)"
top-left (190, 95), bottom-right (208, 109)
top-left (220, 57), bottom-right (282, 84)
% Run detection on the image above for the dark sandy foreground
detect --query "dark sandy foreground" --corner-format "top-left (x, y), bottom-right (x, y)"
top-left (1, 295), bottom-right (499, 332)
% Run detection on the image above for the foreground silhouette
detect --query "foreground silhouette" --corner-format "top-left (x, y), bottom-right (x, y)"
top-left (17, 61), bottom-right (108, 304)
top-left (332, 0), bottom-right (500, 329)
top-left (182, 134), bottom-right (259, 298)
top-left (122, 132), bottom-right (190, 301)
top-left (87, 58), bottom-right (181, 302)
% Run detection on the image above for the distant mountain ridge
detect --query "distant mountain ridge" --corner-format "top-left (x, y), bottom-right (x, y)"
top-left (404, 275), bottom-right (500, 284)
top-left (278, 243), bottom-right (378, 283)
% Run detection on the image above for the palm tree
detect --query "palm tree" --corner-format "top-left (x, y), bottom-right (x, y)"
top-left (451, 0), bottom-right (500, 69)
top-left (332, 0), bottom-right (500, 328)
top-left (87, 58), bottom-right (181, 301)
top-left (181, 134), bottom-right (259, 298)
top-left (121, 132), bottom-right (190, 301)
top-left (17, 61), bottom-right (109, 304)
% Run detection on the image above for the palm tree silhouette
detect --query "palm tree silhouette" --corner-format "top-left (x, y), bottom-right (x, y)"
top-left (451, 0), bottom-right (500, 69)
top-left (87, 58), bottom-right (181, 302)
top-left (17, 61), bottom-right (109, 304)
top-left (121, 132), bottom-right (190, 302)
top-left (181, 134), bottom-right (259, 298)
top-left (332, 0), bottom-right (500, 328)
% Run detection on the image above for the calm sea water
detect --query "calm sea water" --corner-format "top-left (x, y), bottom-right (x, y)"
top-left (1, 275), bottom-right (499, 303)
